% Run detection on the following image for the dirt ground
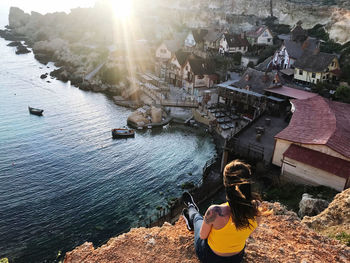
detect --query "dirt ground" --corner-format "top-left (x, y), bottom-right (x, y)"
top-left (64, 197), bottom-right (350, 263)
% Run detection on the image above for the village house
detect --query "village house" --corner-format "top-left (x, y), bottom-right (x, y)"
top-left (182, 56), bottom-right (218, 101)
top-left (272, 37), bottom-right (320, 70)
top-left (184, 29), bottom-right (209, 50)
top-left (290, 21), bottom-right (308, 43)
top-left (216, 82), bottom-right (267, 122)
top-left (246, 26), bottom-right (274, 46)
top-left (293, 51), bottom-right (341, 85)
top-left (214, 68), bottom-right (283, 121)
top-left (219, 33), bottom-right (250, 55)
top-left (272, 96), bottom-right (350, 191)
top-left (155, 40), bottom-right (182, 61)
top-left (203, 29), bottom-right (223, 51)
top-left (232, 68), bottom-right (286, 117)
top-left (233, 68), bottom-right (280, 94)
top-left (166, 50), bottom-right (191, 87)
top-left (155, 39), bottom-right (183, 79)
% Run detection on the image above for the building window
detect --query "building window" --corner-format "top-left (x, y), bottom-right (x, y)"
top-left (299, 70), bottom-right (303, 75)
top-left (267, 38), bottom-right (271, 42)
top-left (312, 73), bottom-right (316, 78)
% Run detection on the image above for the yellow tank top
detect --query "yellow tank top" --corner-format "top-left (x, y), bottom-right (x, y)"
top-left (207, 204), bottom-right (257, 253)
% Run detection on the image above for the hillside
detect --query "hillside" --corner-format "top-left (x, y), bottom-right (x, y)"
top-left (161, 0), bottom-right (350, 44)
top-left (302, 188), bottom-right (350, 245)
top-left (64, 196), bottom-right (350, 263)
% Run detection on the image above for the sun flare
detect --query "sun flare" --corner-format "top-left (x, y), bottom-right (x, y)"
top-left (111, 0), bottom-right (133, 19)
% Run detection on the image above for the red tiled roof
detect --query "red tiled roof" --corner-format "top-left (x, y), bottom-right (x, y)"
top-left (224, 33), bottom-right (250, 48)
top-left (283, 144), bottom-right (350, 179)
top-left (265, 85), bottom-right (318, 100)
top-left (246, 26), bottom-right (269, 38)
top-left (276, 96), bottom-right (350, 158)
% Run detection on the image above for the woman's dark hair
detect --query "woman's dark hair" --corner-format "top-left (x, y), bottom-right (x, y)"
top-left (224, 160), bottom-right (261, 229)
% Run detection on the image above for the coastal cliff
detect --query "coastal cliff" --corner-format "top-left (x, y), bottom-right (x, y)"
top-left (3, 6), bottom-right (127, 94)
top-left (228, 0), bottom-right (350, 44)
top-left (162, 0), bottom-right (350, 44)
top-left (64, 190), bottom-right (350, 263)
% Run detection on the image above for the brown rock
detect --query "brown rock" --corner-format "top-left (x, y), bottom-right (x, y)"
top-left (302, 189), bottom-right (350, 244)
top-left (64, 202), bottom-right (350, 263)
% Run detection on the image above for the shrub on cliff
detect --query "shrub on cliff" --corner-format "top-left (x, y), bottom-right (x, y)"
top-left (100, 66), bottom-right (125, 85)
top-left (308, 24), bottom-right (329, 42)
top-left (34, 31), bottom-right (49, 42)
top-left (257, 44), bottom-right (279, 64)
top-left (270, 24), bottom-right (290, 35)
top-left (335, 86), bottom-right (350, 103)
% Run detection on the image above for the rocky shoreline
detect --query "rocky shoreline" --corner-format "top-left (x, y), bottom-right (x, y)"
top-left (0, 5), bottom-right (132, 96)
top-left (1, 26), bottom-right (123, 95)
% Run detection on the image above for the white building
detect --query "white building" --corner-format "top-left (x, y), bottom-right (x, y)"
top-left (272, 96), bottom-right (350, 191)
top-left (246, 26), bottom-right (273, 46)
top-left (182, 56), bottom-right (218, 101)
top-left (219, 33), bottom-right (250, 54)
top-left (272, 37), bottom-right (320, 69)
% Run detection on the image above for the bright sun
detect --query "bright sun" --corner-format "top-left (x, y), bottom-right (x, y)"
top-left (111, 0), bottom-right (133, 19)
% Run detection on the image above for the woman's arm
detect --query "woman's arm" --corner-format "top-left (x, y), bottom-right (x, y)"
top-left (199, 205), bottom-right (224, 239)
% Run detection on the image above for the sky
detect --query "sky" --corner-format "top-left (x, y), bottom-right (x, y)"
top-left (0, 0), bottom-right (96, 14)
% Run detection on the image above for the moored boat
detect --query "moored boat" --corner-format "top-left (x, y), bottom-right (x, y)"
top-left (28, 106), bottom-right (44, 116)
top-left (111, 128), bottom-right (135, 139)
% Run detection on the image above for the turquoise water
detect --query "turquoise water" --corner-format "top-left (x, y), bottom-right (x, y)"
top-left (0, 26), bottom-right (216, 263)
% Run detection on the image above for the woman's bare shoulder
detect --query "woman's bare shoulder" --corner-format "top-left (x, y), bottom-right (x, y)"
top-left (204, 204), bottom-right (230, 224)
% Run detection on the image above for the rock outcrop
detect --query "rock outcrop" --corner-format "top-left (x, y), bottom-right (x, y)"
top-left (8, 7), bottom-right (30, 28)
top-left (298, 193), bottom-right (330, 218)
top-left (64, 201), bottom-right (350, 263)
top-left (302, 188), bottom-right (350, 243)
top-left (15, 43), bottom-right (31, 55)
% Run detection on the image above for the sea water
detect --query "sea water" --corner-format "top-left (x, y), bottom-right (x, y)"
top-left (0, 8), bottom-right (216, 263)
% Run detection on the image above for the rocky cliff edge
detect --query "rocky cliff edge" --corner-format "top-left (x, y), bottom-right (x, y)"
top-left (64, 191), bottom-right (350, 263)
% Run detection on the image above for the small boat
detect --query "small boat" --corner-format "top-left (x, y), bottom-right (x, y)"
top-left (111, 128), bottom-right (135, 139)
top-left (28, 106), bottom-right (44, 116)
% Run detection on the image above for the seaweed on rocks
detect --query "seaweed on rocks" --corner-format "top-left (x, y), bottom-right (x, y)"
top-left (7, 41), bottom-right (21, 47)
top-left (34, 53), bottom-right (51, 65)
top-left (15, 44), bottom-right (31, 54)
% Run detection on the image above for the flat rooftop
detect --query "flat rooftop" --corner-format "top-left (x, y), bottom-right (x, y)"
top-left (235, 114), bottom-right (289, 163)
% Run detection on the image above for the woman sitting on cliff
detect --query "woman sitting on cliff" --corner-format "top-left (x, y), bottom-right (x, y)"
top-left (182, 160), bottom-right (269, 263)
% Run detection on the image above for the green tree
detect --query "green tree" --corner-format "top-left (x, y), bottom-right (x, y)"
top-left (232, 52), bottom-right (242, 65)
top-left (100, 66), bottom-right (124, 85)
top-left (335, 86), bottom-right (350, 103)
top-left (247, 61), bottom-right (255, 68)
top-left (308, 24), bottom-right (329, 42)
